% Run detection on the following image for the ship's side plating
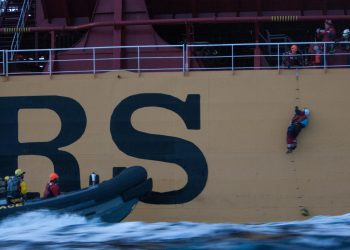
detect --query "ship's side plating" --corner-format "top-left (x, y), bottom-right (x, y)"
top-left (1, 69), bottom-right (350, 223)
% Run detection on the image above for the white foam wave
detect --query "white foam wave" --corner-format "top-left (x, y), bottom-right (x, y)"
top-left (1, 210), bottom-right (350, 248)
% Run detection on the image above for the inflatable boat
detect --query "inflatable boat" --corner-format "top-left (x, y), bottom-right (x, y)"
top-left (0, 166), bottom-right (152, 222)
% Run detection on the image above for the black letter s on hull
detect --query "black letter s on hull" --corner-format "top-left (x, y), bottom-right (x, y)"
top-left (110, 94), bottom-right (208, 204)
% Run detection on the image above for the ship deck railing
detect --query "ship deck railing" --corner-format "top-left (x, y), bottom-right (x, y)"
top-left (0, 41), bottom-right (350, 76)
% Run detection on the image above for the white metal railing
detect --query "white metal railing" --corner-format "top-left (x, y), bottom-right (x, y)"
top-left (10, 0), bottom-right (31, 60)
top-left (187, 41), bottom-right (350, 70)
top-left (0, 50), bottom-right (6, 75)
top-left (1, 41), bottom-right (350, 76)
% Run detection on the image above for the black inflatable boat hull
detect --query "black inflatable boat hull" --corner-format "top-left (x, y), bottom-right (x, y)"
top-left (0, 166), bottom-right (152, 222)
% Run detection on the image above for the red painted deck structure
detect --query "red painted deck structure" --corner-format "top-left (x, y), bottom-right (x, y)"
top-left (1, 0), bottom-right (350, 71)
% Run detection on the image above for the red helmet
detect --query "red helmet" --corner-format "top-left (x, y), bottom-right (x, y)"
top-left (49, 173), bottom-right (59, 181)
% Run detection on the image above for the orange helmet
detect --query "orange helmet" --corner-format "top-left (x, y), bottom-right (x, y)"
top-left (49, 173), bottom-right (59, 181)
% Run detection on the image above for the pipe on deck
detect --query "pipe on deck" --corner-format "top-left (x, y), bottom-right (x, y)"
top-left (1, 15), bottom-right (350, 33)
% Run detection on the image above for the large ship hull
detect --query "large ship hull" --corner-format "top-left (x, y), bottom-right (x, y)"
top-left (1, 69), bottom-right (350, 222)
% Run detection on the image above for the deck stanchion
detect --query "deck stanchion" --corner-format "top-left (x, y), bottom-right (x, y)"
top-left (323, 42), bottom-right (327, 73)
top-left (231, 45), bottom-right (234, 74)
top-left (185, 44), bottom-right (189, 74)
top-left (49, 49), bottom-right (52, 76)
top-left (2, 50), bottom-right (5, 76)
top-left (5, 50), bottom-right (8, 77)
top-left (277, 43), bottom-right (280, 73)
top-left (93, 48), bottom-right (96, 76)
top-left (182, 44), bottom-right (185, 74)
top-left (137, 46), bottom-right (140, 76)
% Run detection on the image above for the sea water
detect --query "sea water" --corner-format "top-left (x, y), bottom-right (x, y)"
top-left (1, 211), bottom-right (350, 250)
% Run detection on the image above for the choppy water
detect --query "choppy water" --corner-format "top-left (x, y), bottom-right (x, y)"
top-left (1, 211), bottom-right (350, 250)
